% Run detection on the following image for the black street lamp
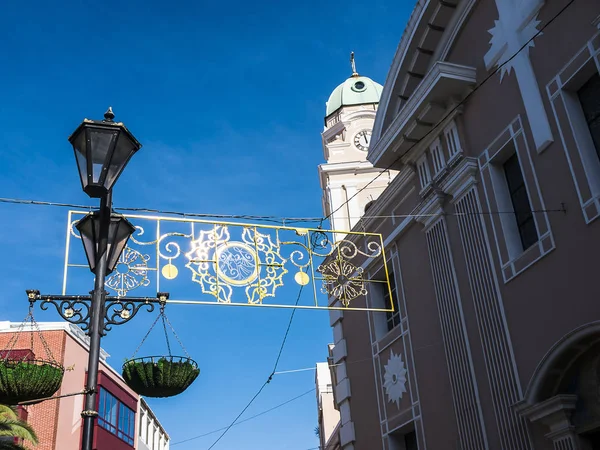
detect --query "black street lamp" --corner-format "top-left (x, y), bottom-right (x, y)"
top-left (76, 211), bottom-right (136, 275)
top-left (26, 108), bottom-right (163, 450)
top-left (72, 108), bottom-right (141, 450)
top-left (69, 107), bottom-right (141, 199)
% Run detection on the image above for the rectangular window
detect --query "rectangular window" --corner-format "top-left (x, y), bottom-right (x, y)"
top-left (578, 73), bottom-right (600, 159)
top-left (430, 138), bottom-right (446, 177)
top-left (98, 387), bottom-right (135, 446)
top-left (389, 429), bottom-right (418, 450)
top-left (404, 431), bottom-right (418, 450)
top-left (503, 153), bottom-right (538, 250)
top-left (416, 155), bottom-right (431, 190)
top-left (384, 272), bottom-right (400, 332)
top-left (444, 121), bottom-right (462, 161)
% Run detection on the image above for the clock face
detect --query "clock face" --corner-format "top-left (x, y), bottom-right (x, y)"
top-left (354, 130), bottom-right (372, 151)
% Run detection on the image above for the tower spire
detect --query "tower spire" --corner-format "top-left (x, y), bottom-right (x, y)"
top-left (350, 52), bottom-right (359, 77)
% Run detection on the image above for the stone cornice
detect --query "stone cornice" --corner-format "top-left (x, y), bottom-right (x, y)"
top-left (413, 190), bottom-right (447, 229)
top-left (369, 62), bottom-right (476, 169)
top-left (441, 158), bottom-right (479, 202)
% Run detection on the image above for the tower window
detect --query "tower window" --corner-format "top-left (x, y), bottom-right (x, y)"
top-left (577, 72), bottom-right (600, 158)
top-left (503, 153), bottom-right (538, 250)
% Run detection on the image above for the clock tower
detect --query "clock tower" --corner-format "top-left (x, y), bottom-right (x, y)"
top-left (319, 54), bottom-right (395, 232)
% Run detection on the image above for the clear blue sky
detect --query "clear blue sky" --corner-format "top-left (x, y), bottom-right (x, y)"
top-left (0, 1), bottom-right (412, 449)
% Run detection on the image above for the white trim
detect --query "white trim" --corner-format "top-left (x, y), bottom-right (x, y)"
top-left (436, 0), bottom-right (477, 62)
top-left (451, 184), bottom-right (532, 449)
top-left (484, 0), bottom-right (553, 153)
top-left (372, 0), bottom-right (429, 144)
top-left (444, 120), bottom-right (463, 163)
top-left (420, 216), bottom-right (489, 449)
top-left (369, 62), bottom-right (477, 167)
top-left (479, 116), bottom-right (554, 283)
top-left (546, 33), bottom-right (600, 224)
top-left (0, 320), bottom-right (110, 361)
top-left (430, 137), bottom-right (446, 178)
top-left (416, 154), bottom-right (432, 192)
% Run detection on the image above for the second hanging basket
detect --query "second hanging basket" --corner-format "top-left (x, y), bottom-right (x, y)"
top-left (122, 305), bottom-right (199, 398)
top-left (0, 309), bottom-right (64, 405)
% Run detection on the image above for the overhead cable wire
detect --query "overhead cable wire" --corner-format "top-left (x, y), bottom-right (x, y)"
top-left (204, 285), bottom-right (304, 450)
top-left (0, 196), bottom-right (322, 224)
top-left (172, 387), bottom-right (316, 445)
top-left (323, 0), bottom-right (576, 223)
top-left (0, 196), bottom-right (567, 225)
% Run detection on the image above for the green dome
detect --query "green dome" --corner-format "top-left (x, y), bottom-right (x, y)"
top-left (325, 75), bottom-right (383, 117)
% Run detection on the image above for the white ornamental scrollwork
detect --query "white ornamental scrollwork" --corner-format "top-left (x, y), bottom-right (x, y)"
top-left (185, 225), bottom-right (287, 304)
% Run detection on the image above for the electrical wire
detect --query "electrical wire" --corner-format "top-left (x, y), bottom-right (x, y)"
top-left (171, 387), bottom-right (316, 445)
top-left (323, 0), bottom-right (576, 223)
top-left (0, 197), bottom-right (323, 225)
top-left (204, 285), bottom-right (305, 450)
top-left (0, 196), bottom-right (567, 227)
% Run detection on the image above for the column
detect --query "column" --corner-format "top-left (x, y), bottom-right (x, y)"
top-left (415, 194), bottom-right (488, 450)
top-left (445, 159), bottom-right (531, 449)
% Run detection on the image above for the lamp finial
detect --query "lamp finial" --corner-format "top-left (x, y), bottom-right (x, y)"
top-left (104, 107), bottom-right (115, 122)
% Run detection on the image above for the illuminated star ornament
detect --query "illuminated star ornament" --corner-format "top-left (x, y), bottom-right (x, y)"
top-left (383, 351), bottom-right (407, 408)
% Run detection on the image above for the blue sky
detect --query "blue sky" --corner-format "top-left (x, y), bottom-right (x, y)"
top-left (0, 1), bottom-right (412, 449)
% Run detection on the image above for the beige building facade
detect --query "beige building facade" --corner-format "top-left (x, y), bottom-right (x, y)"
top-left (319, 1), bottom-right (600, 449)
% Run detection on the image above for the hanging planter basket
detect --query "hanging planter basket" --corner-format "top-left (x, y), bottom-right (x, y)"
top-left (0, 359), bottom-right (64, 405)
top-left (122, 304), bottom-right (199, 398)
top-left (0, 309), bottom-right (65, 405)
top-left (122, 356), bottom-right (199, 398)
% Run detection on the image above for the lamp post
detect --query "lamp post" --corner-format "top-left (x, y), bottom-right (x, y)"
top-left (26, 108), bottom-right (165, 450)
top-left (71, 107), bottom-right (141, 450)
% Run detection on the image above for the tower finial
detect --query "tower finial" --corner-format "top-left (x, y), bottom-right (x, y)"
top-left (350, 52), bottom-right (358, 77)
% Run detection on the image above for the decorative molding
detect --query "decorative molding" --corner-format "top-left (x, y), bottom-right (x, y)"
top-left (454, 186), bottom-right (532, 448)
top-left (413, 191), bottom-right (446, 230)
top-left (546, 32), bottom-right (600, 224)
top-left (436, 0), bottom-right (477, 61)
top-left (372, 0), bottom-right (429, 144)
top-left (479, 116), bottom-right (555, 283)
top-left (484, 0), bottom-right (553, 153)
top-left (517, 395), bottom-right (582, 449)
top-left (423, 216), bottom-right (489, 449)
top-left (441, 158), bottom-right (479, 201)
top-left (369, 62), bottom-right (476, 168)
top-left (382, 351), bottom-right (408, 408)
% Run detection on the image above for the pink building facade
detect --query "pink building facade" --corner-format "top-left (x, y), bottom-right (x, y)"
top-left (0, 321), bottom-right (168, 450)
top-left (321, 1), bottom-right (600, 449)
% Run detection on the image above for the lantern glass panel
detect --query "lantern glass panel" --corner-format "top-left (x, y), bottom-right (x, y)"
top-left (106, 217), bottom-right (135, 273)
top-left (89, 129), bottom-right (118, 184)
top-left (104, 133), bottom-right (138, 190)
top-left (72, 130), bottom-right (89, 190)
top-left (76, 215), bottom-right (99, 272)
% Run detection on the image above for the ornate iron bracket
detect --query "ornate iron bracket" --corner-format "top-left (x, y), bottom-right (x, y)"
top-left (26, 290), bottom-right (169, 336)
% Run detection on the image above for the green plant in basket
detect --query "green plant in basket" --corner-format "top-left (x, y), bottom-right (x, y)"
top-left (0, 360), bottom-right (64, 405)
top-left (122, 305), bottom-right (200, 398)
top-left (122, 357), bottom-right (200, 398)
